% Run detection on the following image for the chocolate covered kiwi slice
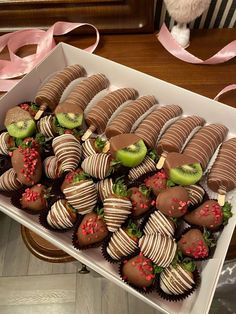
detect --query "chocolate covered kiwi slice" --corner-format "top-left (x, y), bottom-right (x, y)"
top-left (110, 133), bottom-right (147, 168)
top-left (164, 152), bottom-right (203, 186)
top-left (55, 102), bottom-right (83, 129)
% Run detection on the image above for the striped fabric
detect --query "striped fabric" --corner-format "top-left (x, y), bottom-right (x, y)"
top-left (155, 0), bottom-right (236, 29)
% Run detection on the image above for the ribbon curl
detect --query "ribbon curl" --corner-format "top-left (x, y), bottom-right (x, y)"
top-left (157, 23), bottom-right (236, 65)
top-left (0, 22), bottom-right (99, 91)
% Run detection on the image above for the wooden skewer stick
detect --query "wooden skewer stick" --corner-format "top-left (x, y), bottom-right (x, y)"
top-left (34, 104), bottom-right (47, 120)
top-left (102, 141), bottom-right (110, 153)
top-left (218, 188), bottom-right (226, 206)
top-left (81, 125), bottom-right (96, 141)
top-left (156, 152), bottom-right (167, 169)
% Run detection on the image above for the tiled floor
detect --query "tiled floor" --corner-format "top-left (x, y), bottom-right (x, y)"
top-left (0, 213), bottom-right (235, 314)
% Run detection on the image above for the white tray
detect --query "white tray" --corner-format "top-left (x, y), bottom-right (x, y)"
top-left (0, 43), bottom-right (236, 314)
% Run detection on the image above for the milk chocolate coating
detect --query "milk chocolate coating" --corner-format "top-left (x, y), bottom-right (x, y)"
top-left (60, 73), bottom-right (109, 112)
top-left (160, 264), bottom-right (194, 295)
top-left (157, 115), bottom-right (205, 155)
top-left (54, 102), bottom-right (83, 115)
top-left (183, 124), bottom-right (228, 170)
top-left (164, 152), bottom-right (199, 175)
top-left (0, 168), bottom-right (22, 191)
top-left (105, 95), bottom-right (157, 138)
top-left (207, 138), bottom-right (236, 193)
top-left (4, 106), bottom-right (32, 127)
top-left (134, 105), bottom-right (182, 148)
top-left (122, 255), bottom-right (155, 288)
top-left (85, 88), bottom-right (138, 134)
top-left (35, 64), bottom-right (86, 111)
top-left (109, 133), bottom-right (141, 157)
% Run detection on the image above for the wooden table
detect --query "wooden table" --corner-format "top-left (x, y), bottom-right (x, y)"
top-left (1, 28), bottom-right (236, 258)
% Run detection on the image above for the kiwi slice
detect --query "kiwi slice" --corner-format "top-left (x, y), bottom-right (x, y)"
top-left (7, 119), bottom-right (36, 139)
top-left (116, 139), bottom-right (147, 168)
top-left (56, 112), bottom-right (83, 129)
top-left (169, 163), bottom-right (203, 186)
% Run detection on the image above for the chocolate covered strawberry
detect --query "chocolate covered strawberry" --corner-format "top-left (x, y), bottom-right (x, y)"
top-left (11, 139), bottom-right (42, 186)
top-left (184, 200), bottom-right (232, 231)
top-left (63, 169), bottom-right (97, 215)
top-left (61, 168), bottom-right (84, 192)
top-left (121, 253), bottom-right (156, 290)
top-left (20, 184), bottom-right (49, 213)
top-left (82, 137), bottom-right (109, 159)
top-left (156, 186), bottom-right (189, 218)
top-left (74, 208), bottom-right (109, 248)
top-left (103, 179), bottom-right (132, 232)
top-left (129, 185), bottom-right (152, 217)
top-left (178, 228), bottom-right (215, 259)
top-left (144, 170), bottom-right (167, 196)
top-left (106, 220), bottom-right (141, 261)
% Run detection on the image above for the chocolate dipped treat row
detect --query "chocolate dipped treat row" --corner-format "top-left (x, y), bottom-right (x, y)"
top-left (183, 124), bottom-right (228, 171)
top-left (82, 88), bottom-right (138, 140)
top-left (134, 104), bottom-right (182, 149)
top-left (35, 64), bottom-right (86, 119)
top-left (207, 138), bottom-right (236, 205)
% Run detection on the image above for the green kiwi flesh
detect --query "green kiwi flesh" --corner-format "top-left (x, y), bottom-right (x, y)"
top-left (56, 112), bottom-right (83, 129)
top-left (7, 119), bottom-right (36, 139)
top-left (116, 139), bottom-right (147, 167)
top-left (169, 163), bottom-right (203, 186)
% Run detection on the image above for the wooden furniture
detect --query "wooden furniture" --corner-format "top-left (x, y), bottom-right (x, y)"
top-left (21, 225), bottom-right (75, 263)
top-left (0, 0), bottom-right (154, 33)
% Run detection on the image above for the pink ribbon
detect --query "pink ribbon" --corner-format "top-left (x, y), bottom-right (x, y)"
top-left (214, 84), bottom-right (236, 101)
top-left (0, 21), bottom-right (99, 92)
top-left (157, 23), bottom-right (236, 65)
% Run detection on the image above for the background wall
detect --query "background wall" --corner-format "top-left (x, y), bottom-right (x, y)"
top-left (155, 0), bottom-right (236, 30)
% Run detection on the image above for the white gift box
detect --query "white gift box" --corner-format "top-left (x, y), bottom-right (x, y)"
top-left (0, 43), bottom-right (235, 314)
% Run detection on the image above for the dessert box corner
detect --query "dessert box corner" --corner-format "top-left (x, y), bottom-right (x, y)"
top-left (0, 42), bottom-right (236, 314)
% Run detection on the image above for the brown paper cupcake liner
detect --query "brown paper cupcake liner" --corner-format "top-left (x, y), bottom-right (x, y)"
top-left (72, 214), bottom-right (110, 250)
top-left (10, 186), bottom-right (47, 215)
top-left (156, 268), bottom-right (200, 302)
top-left (119, 255), bottom-right (158, 294)
top-left (101, 233), bottom-right (140, 264)
top-left (39, 206), bottom-right (77, 233)
top-left (176, 226), bottom-right (216, 261)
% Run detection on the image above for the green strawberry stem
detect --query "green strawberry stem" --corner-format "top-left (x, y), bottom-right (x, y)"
top-left (203, 228), bottom-right (216, 248)
top-left (222, 201), bottom-right (233, 226)
top-left (148, 149), bottom-right (158, 161)
top-left (95, 137), bottom-right (107, 151)
top-left (182, 258), bottom-right (196, 272)
top-left (112, 177), bottom-right (129, 197)
top-left (139, 185), bottom-right (150, 197)
top-left (94, 207), bottom-right (104, 217)
top-left (30, 102), bottom-right (40, 112)
top-left (35, 133), bottom-right (46, 146)
top-left (153, 265), bottom-right (164, 274)
top-left (171, 250), bottom-right (183, 267)
top-left (73, 171), bottom-right (90, 183)
top-left (126, 220), bottom-right (142, 238)
top-left (167, 179), bottom-right (176, 187)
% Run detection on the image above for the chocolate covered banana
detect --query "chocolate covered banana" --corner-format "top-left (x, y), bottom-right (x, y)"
top-left (105, 95), bottom-right (156, 139)
top-left (35, 64), bottom-right (86, 119)
top-left (207, 138), bottom-right (236, 205)
top-left (157, 116), bottom-right (205, 155)
top-left (134, 105), bottom-right (182, 149)
top-left (183, 124), bottom-right (228, 171)
top-left (82, 88), bottom-right (138, 140)
top-left (58, 73), bottom-right (110, 112)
